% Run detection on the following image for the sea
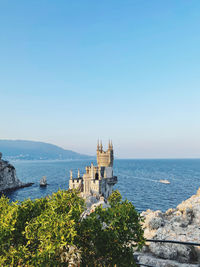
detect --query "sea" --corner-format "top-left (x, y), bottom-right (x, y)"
top-left (4, 159), bottom-right (200, 213)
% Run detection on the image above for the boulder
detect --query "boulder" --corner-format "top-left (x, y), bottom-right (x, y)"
top-left (139, 187), bottom-right (200, 265)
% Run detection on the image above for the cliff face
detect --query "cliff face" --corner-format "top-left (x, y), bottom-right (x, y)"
top-left (0, 152), bottom-right (23, 192)
top-left (137, 188), bottom-right (200, 266)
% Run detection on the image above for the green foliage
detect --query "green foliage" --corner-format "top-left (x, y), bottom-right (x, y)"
top-left (0, 190), bottom-right (144, 266)
top-left (0, 196), bottom-right (18, 252)
top-left (77, 190), bottom-right (145, 266)
top-left (108, 189), bottom-right (122, 207)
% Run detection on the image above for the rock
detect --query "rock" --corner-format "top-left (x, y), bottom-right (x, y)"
top-left (196, 187), bottom-right (200, 196)
top-left (149, 240), bottom-right (197, 263)
top-left (148, 217), bottom-right (165, 230)
top-left (135, 252), bottom-right (199, 267)
top-left (80, 196), bottom-right (109, 220)
top-left (139, 187), bottom-right (200, 265)
top-left (0, 153), bottom-right (33, 192)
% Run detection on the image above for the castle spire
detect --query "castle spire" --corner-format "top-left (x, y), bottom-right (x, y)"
top-left (78, 169), bottom-right (80, 178)
top-left (70, 170), bottom-right (73, 180)
top-left (110, 140), bottom-right (113, 149)
top-left (108, 139), bottom-right (111, 149)
top-left (97, 139), bottom-right (100, 151)
top-left (100, 140), bottom-right (103, 152)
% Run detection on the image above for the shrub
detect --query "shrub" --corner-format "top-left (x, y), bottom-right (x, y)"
top-left (0, 190), bottom-right (144, 266)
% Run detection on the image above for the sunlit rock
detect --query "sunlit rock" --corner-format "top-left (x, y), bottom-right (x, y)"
top-left (0, 152), bottom-right (33, 192)
top-left (139, 187), bottom-right (200, 266)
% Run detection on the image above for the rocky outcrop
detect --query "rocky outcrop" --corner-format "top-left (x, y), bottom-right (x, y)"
top-left (138, 188), bottom-right (200, 266)
top-left (80, 196), bottom-right (109, 220)
top-left (0, 152), bottom-right (33, 192)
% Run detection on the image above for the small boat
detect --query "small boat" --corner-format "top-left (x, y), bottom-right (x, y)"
top-left (159, 179), bottom-right (170, 184)
top-left (40, 176), bottom-right (47, 187)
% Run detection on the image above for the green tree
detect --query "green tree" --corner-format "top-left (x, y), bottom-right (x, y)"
top-left (0, 190), bottom-right (84, 266)
top-left (76, 190), bottom-right (145, 266)
top-left (0, 190), bottom-right (144, 266)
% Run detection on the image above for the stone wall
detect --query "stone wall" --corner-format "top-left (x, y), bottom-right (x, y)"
top-left (97, 149), bottom-right (113, 167)
top-left (69, 178), bottom-right (82, 190)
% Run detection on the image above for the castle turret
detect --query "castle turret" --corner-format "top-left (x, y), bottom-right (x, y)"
top-left (97, 141), bottom-right (114, 167)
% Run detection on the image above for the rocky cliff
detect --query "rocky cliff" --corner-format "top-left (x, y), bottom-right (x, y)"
top-left (0, 152), bottom-right (32, 192)
top-left (136, 188), bottom-right (200, 266)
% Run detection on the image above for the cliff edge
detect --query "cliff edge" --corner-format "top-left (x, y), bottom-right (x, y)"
top-left (0, 152), bottom-right (32, 192)
top-left (136, 187), bottom-right (200, 266)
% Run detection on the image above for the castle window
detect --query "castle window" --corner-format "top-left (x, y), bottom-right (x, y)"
top-left (95, 173), bottom-right (99, 180)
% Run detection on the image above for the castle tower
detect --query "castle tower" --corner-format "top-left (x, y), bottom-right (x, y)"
top-left (97, 140), bottom-right (114, 167)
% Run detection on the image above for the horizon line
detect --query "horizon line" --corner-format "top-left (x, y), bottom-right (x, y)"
top-left (1, 138), bottom-right (200, 160)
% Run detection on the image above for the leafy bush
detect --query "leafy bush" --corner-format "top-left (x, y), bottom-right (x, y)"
top-left (0, 190), bottom-right (144, 266)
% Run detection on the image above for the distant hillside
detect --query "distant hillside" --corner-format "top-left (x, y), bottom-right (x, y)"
top-left (0, 140), bottom-right (92, 160)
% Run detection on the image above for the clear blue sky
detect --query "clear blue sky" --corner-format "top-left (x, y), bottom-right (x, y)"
top-left (0, 0), bottom-right (200, 158)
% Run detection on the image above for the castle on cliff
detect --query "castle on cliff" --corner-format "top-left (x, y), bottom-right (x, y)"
top-left (69, 141), bottom-right (117, 199)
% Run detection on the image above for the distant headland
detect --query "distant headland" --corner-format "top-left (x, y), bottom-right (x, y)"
top-left (0, 140), bottom-right (93, 161)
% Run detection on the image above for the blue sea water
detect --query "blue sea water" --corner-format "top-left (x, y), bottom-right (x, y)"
top-left (4, 159), bottom-right (200, 212)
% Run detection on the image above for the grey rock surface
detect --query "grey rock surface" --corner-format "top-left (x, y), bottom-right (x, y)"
top-left (140, 187), bottom-right (200, 265)
top-left (136, 253), bottom-right (199, 267)
top-left (0, 152), bottom-right (24, 191)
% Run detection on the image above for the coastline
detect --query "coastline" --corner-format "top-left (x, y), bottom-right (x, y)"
top-left (0, 182), bottom-right (34, 194)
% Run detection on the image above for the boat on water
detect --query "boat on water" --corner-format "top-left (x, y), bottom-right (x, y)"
top-left (40, 176), bottom-right (47, 187)
top-left (159, 179), bottom-right (170, 184)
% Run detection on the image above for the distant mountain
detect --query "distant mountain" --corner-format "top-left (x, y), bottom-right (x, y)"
top-left (0, 140), bottom-right (92, 160)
